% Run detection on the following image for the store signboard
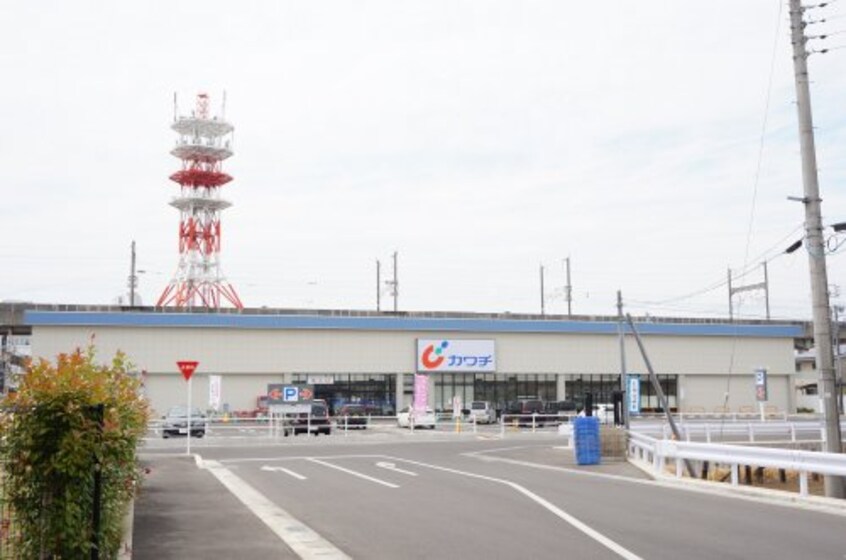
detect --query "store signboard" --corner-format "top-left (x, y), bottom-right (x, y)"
top-left (627, 375), bottom-right (641, 415)
top-left (755, 368), bottom-right (768, 402)
top-left (413, 374), bottom-right (429, 412)
top-left (416, 339), bottom-right (496, 373)
top-left (308, 375), bottom-right (334, 385)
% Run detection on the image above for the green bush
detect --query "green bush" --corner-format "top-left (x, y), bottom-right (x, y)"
top-left (0, 346), bottom-right (149, 559)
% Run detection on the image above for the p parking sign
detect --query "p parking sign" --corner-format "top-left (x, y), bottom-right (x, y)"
top-left (267, 383), bottom-right (315, 405)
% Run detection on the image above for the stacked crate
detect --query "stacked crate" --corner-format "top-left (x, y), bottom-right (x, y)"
top-left (573, 416), bottom-right (601, 465)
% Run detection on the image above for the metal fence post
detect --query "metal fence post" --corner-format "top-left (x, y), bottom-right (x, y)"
top-left (91, 403), bottom-right (105, 560)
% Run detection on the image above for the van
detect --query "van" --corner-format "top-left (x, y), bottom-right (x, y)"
top-left (468, 401), bottom-right (496, 424)
top-left (283, 401), bottom-right (332, 436)
top-left (504, 398), bottom-right (545, 427)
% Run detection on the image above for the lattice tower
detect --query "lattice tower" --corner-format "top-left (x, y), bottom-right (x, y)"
top-left (157, 93), bottom-right (243, 309)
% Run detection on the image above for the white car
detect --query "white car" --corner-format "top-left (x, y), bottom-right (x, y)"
top-left (468, 401), bottom-right (496, 424)
top-left (396, 406), bottom-right (436, 429)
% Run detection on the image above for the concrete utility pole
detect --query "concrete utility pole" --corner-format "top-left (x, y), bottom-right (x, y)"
top-left (129, 240), bottom-right (138, 306)
top-left (392, 251), bottom-right (398, 312)
top-left (565, 257), bottom-right (572, 316)
top-left (789, 0), bottom-right (844, 498)
top-left (617, 291), bottom-right (628, 428)
top-left (540, 264), bottom-right (545, 316)
top-left (376, 259), bottom-right (381, 312)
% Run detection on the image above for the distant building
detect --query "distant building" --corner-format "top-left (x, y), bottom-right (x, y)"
top-left (2, 303), bottom-right (811, 417)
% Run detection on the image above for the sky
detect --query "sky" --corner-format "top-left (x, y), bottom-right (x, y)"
top-left (1, 1), bottom-right (845, 320)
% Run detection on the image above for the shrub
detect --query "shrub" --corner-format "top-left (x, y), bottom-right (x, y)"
top-left (0, 346), bottom-right (148, 559)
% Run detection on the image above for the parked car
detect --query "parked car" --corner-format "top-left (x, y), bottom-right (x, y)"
top-left (162, 406), bottom-right (206, 438)
top-left (396, 406), bottom-right (436, 429)
top-left (504, 398), bottom-right (546, 427)
top-left (468, 401), bottom-right (497, 424)
top-left (283, 401), bottom-right (332, 436)
top-left (336, 403), bottom-right (368, 429)
top-left (545, 400), bottom-right (578, 422)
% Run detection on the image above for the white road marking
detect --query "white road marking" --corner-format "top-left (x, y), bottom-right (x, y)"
top-left (308, 458), bottom-right (400, 488)
top-left (375, 461), bottom-right (418, 476)
top-left (261, 465), bottom-right (307, 480)
top-left (386, 455), bottom-right (643, 560)
top-left (200, 459), bottom-right (350, 560)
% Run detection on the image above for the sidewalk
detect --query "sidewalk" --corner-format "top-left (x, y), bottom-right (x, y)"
top-left (132, 455), bottom-right (296, 559)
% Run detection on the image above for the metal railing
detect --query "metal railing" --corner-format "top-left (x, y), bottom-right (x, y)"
top-left (630, 419), bottom-right (846, 445)
top-left (628, 431), bottom-right (846, 497)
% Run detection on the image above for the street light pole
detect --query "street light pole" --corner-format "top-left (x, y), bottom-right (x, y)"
top-left (788, 0), bottom-right (843, 498)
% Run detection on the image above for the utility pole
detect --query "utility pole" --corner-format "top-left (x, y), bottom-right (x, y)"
top-left (789, 0), bottom-right (843, 498)
top-left (539, 264), bottom-right (545, 316)
top-left (833, 304), bottom-right (843, 414)
top-left (565, 257), bottom-right (572, 316)
top-left (728, 263), bottom-right (770, 320)
top-left (617, 290), bottom-right (628, 428)
top-left (129, 240), bottom-right (137, 306)
top-left (392, 251), bottom-right (398, 312)
top-left (376, 259), bottom-right (381, 312)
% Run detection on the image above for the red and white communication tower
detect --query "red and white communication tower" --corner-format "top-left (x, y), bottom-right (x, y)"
top-left (157, 93), bottom-right (243, 309)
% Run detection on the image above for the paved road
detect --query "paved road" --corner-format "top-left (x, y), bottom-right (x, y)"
top-left (136, 435), bottom-right (846, 559)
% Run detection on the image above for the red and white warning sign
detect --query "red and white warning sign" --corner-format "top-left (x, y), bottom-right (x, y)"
top-left (177, 361), bottom-right (199, 381)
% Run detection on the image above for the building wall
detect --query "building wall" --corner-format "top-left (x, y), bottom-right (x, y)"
top-left (30, 322), bottom-right (798, 414)
top-left (680, 374), bottom-right (791, 414)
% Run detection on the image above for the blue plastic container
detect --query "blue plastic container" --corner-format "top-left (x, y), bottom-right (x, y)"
top-left (573, 416), bottom-right (601, 465)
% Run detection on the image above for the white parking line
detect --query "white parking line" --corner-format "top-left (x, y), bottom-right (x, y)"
top-left (261, 465), bottom-right (307, 480)
top-left (308, 458), bottom-right (400, 488)
top-left (201, 459), bottom-right (350, 560)
top-left (386, 455), bottom-right (643, 560)
top-left (375, 461), bottom-right (418, 476)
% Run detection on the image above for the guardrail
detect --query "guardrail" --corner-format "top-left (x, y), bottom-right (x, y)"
top-left (630, 419), bottom-right (846, 445)
top-left (627, 431), bottom-right (846, 497)
top-left (146, 413), bottom-right (584, 438)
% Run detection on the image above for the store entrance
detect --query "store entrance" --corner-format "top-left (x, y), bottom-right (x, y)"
top-left (293, 374), bottom-right (397, 416)
top-left (432, 373), bottom-right (557, 415)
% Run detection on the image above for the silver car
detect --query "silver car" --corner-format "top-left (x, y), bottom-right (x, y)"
top-left (162, 406), bottom-right (207, 438)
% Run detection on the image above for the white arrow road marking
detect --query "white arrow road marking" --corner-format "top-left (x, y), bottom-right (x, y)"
top-left (308, 458), bottom-right (399, 488)
top-left (384, 455), bottom-right (643, 560)
top-left (201, 459), bottom-right (350, 560)
top-left (375, 461), bottom-right (418, 476)
top-left (261, 465), bottom-right (307, 480)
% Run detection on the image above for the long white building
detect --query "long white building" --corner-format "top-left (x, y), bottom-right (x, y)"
top-left (6, 305), bottom-right (807, 417)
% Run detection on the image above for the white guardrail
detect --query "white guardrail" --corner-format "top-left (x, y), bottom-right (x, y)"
top-left (631, 419), bottom-right (846, 444)
top-left (628, 431), bottom-right (846, 497)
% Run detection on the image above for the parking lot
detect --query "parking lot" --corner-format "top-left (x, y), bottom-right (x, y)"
top-left (135, 430), bottom-right (846, 560)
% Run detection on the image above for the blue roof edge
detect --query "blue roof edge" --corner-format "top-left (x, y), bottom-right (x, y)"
top-left (23, 310), bottom-right (804, 338)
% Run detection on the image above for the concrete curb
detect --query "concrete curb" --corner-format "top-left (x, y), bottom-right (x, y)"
top-left (118, 497), bottom-right (134, 559)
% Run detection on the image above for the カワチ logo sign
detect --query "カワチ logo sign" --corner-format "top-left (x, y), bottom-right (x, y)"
top-left (416, 339), bottom-right (496, 373)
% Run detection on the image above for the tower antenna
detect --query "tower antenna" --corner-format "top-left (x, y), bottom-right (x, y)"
top-left (157, 92), bottom-right (243, 309)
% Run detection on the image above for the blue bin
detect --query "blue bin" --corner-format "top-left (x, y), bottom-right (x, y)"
top-left (573, 416), bottom-right (601, 465)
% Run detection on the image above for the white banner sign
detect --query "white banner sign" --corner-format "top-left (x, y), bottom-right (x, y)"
top-left (307, 375), bottom-right (335, 385)
top-left (209, 375), bottom-right (222, 411)
top-left (416, 339), bottom-right (496, 372)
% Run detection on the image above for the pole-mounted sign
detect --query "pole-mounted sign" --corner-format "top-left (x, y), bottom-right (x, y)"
top-left (176, 360), bottom-right (199, 455)
top-left (177, 361), bottom-right (199, 381)
top-left (754, 367), bottom-right (768, 402)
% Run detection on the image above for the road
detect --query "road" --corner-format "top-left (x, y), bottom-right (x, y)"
top-left (140, 435), bottom-right (846, 559)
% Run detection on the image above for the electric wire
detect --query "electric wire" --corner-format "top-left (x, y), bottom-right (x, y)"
top-left (720, 0), bottom-right (785, 426)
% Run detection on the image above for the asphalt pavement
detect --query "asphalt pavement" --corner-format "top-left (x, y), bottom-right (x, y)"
top-left (131, 434), bottom-right (643, 559)
top-left (133, 454), bottom-right (298, 560)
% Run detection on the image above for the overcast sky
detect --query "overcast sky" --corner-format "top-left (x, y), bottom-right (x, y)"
top-left (1, 1), bottom-right (844, 320)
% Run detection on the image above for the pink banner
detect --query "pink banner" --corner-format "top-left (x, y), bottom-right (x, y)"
top-left (413, 373), bottom-right (428, 412)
